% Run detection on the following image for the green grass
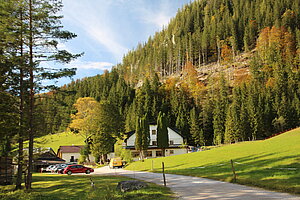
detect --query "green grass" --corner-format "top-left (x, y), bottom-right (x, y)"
top-left (126, 128), bottom-right (300, 194)
top-left (0, 174), bottom-right (174, 200)
top-left (35, 132), bottom-right (84, 152)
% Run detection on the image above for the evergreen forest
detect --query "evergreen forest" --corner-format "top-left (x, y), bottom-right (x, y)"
top-left (36, 0), bottom-right (300, 146)
top-left (1, 0), bottom-right (300, 189)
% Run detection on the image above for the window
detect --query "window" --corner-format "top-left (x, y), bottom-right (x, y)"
top-left (169, 140), bottom-right (174, 145)
top-left (152, 141), bottom-right (157, 146)
top-left (152, 130), bottom-right (156, 135)
top-left (70, 156), bottom-right (74, 162)
top-left (146, 151), bottom-right (152, 157)
top-left (132, 152), bottom-right (140, 157)
top-left (170, 150), bottom-right (174, 155)
top-left (156, 151), bottom-right (163, 157)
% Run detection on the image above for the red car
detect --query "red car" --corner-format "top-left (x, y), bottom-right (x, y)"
top-left (63, 164), bottom-right (94, 175)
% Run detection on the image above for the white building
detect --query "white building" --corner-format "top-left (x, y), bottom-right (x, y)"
top-left (124, 124), bottom-right (188, 158)
top-left (57, 145), bottom-right (95, 163)
top-left (57, 145), bottom-right (115, 163)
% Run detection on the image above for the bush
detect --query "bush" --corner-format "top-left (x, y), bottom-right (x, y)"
top-left (114, 140), bottom-right (133, 163)
top-left (78, 154), bottom-right (86, 164)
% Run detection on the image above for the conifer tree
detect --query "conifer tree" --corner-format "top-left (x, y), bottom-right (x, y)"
top-left (213, 75), bottom-right (229, 145)
top-left (157, 111), bottom-right (169, 156)
top-left (201, 95), bottom-right (214, 145)
top-left (91, 100), bottom-right (123, 163)
top-left (141, 114), bottom-right (150, 159)
top-left (21, 0), bottom-right (81, 189)
top-left (134, 117), bottom-right (143, 159)
top-left (134, 114), bottom-right (150, 160)
top-left (189, 108), bottom-right (204, 146)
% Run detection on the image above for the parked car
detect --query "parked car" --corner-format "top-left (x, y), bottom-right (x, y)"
top-left (63, 164), bottom-right (94, 175)
top-left (45, 165), bottom-right (55, 172)
top-left (57, 164), bottom-right (72, 174)
top-left (109, 157), bottom-right (124, 169)
top-left (52, 164), bottom-right (67, 173)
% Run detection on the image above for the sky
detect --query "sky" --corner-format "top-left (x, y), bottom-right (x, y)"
top-left (52, 0), bottom-right (192, 86)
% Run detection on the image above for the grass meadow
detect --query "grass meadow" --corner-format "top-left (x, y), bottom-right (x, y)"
top-left (0, 174), bottom-right (174, 200)
top-left (126, 128), bottom-right (300, 194)
top-left (35, 132), bottom-right (84, 152)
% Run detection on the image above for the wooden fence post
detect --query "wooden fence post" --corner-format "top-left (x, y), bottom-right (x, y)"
top-left (162, 162), bottom-right (166, 186)
top-left (151, 160), bottom-right (154, 171)
top-left (230, 159), bottom-right (237, 182)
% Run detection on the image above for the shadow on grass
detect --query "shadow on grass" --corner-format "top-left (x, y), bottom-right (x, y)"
top-left (0, 174), bottom-right (174, 200)
top-left (164, 153), bottom-right (300, 194)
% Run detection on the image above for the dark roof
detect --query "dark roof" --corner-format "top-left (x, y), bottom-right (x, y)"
top-left (38, 151), bottom-right (57, 159)
top-left (35, 150), bottom-right (65, 164)
top-left (36, 157), bottom-right (65, 162)
top-left (168, 127), bottom-right (185, 138)
top-left (57, 145), bottom-right (84, 154)
top-left (124, 130), bottom-right (135, 141)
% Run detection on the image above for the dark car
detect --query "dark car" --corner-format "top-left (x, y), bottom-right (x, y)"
top-left (63, 164), bottom-right (94, 175)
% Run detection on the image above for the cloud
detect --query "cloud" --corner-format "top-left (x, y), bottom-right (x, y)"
top-left (137, 1), bottom-right (173, 29)
top-left (69, 61), bottom-right (114, 71)
top-left (62, 1), bottom-right (128, 61)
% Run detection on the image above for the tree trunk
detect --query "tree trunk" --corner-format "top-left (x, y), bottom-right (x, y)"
top-left (100, 154), bottom-right (107, 164)
top-left (26, 0), bottom-right (34, 190)
top-left (15, 8), bottom-right (24, 191)
top-left (162, 148), bottom-right (165, 157)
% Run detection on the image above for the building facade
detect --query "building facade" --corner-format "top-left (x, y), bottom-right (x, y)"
top-left (125, 124), bottom-right (188, 159)
top-left (57, 145), bottom-right (95, 163)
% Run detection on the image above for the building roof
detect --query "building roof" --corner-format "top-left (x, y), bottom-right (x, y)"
top-left (36, 156), bottom-right (65, 162)
top-left (35, 149), bottom-right (66, 165)
top-left (124, 124), bottom-right (184, 142)
top-left (125, 144), bottom-right (186, 150)
top-left (57, 145), bottom-right (84, 154)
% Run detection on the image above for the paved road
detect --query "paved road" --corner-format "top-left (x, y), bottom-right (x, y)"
top-left (93, 166), bottom-right (300, 200)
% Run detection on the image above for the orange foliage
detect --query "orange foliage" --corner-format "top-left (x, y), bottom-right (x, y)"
top-left (164, 77), bottom-right (178, 91)
top-left (257, 26), bottom-right (296, 63)
top-left (233, 68), bottom-right (251, 85)
top-left (221, 44), bottom-right (232, 62)
top-left (182, 61), bottom-right (206, 100)
top-left (266, 77), bottom-right (275, 88)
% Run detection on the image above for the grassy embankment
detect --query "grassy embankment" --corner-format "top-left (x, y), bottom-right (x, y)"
top-left (35, 131), bottom-right (84, 152)
top-left (126, 128), bottom-right (300, 194)
top-left (0, 174), bottom-right (174, 200)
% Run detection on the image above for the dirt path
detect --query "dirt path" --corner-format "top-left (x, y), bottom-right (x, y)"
top-left (93, 166), bottom-right (300, 200)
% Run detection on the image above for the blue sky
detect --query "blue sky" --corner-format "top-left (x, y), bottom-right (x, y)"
top-left (53, 0), bottom-right (191, 86)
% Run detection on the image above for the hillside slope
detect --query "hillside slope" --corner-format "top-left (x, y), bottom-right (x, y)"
top-left (126, 128), bottom-right (300, 194)
top-left (35, 132), bottom-right (84, 153)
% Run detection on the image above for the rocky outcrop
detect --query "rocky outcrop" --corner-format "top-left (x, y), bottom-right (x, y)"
top-left (117, 180), bottom-right (148, 192)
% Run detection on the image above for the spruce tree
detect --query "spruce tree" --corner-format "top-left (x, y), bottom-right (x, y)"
top-left (213, 75), bottom-right (229, 145)
top-left (141, 114), bottom-right (150, 159)
top-left (134, 117), bottom-right (143, 159)
top-left (157, 111), bottom-right (169, 156)
top-left (19, 0), bottom-right (81, 189)
top-left (91, 100), bottom-right (123, 163)
top-left (189, 107), bottom-right (204, 146)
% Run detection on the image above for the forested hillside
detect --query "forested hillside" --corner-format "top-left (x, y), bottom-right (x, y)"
top-left (2, 0), bottom-right (299, 163)
top-left (118, 0), bottom-right (300, 83)
top-left (36, 0), bottom-right (300, 148)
